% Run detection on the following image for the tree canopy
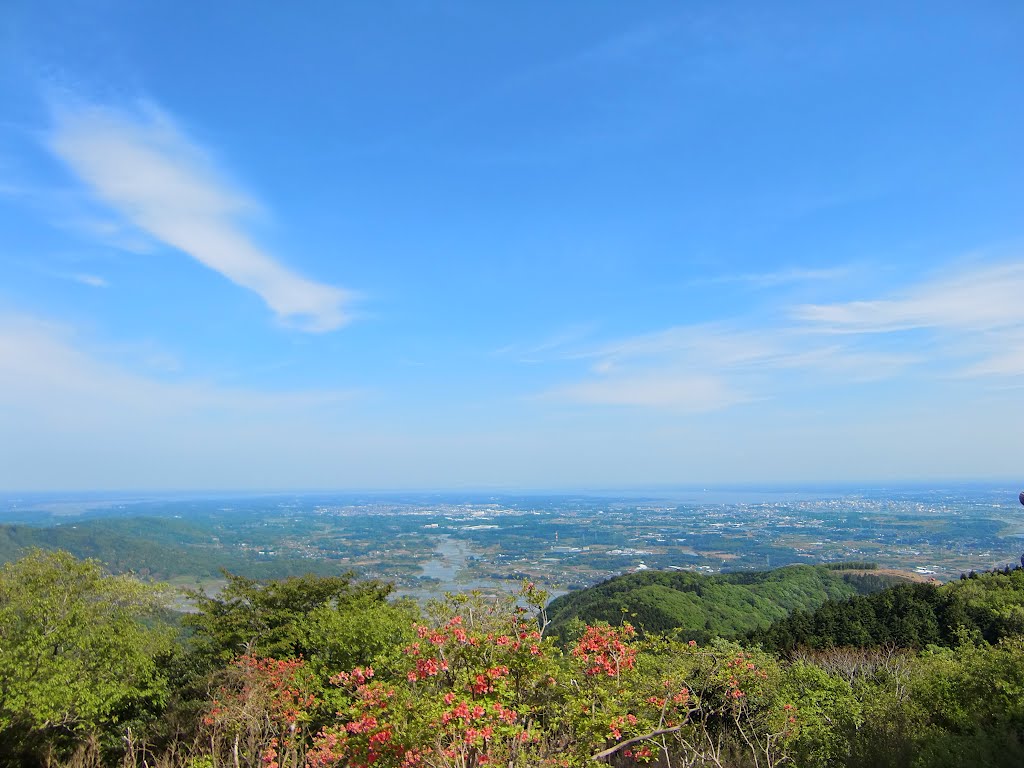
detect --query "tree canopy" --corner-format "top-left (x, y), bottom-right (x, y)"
top-left (3, 552), bottom-right (1024, 767)
top-left (0, 550), bottom-right (174, 764)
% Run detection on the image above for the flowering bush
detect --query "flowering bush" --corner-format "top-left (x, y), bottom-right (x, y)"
top-left (617, 639), bottom-right (800, 767)
top-left (194, 593), bottom-right (804, 768)
top-left (202, 655), bottom-right (318, 768)
top-left (561, 633), bottom-right (804, 767)
top-left (307, 587), bottom-right (561, 768)
top-left (571, 623), bottom-right (638, 679)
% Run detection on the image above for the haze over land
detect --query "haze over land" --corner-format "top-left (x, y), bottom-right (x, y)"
top-left (3, 485), bottom-right (1022, 598)
top-left (1, 2), bottom-right (1023, 491)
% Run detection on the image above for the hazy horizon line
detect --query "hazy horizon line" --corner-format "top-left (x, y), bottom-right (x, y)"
top-left (2, 477), bottom-right (1020, 499)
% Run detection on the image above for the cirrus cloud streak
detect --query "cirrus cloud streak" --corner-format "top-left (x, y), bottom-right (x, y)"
top-left (537, 259), bottom-right (1024, 410)
top-left (49, 102), bottom-right (353, 332)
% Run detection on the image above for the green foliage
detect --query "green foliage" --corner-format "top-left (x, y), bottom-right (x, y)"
top-left (0, 517), bottom-right (357, 581)
top-left (906, 638), bottom-right (1024, 767)
top-left (4, 553), bottom-right (1024, 767)
top-left (0, 518), bottom-right (220, 579)
top-left (781, 661), bottom-right (862, 768)
top-left (566, 634), bottom-right (804, 767)
top-left (752, 568), bottom-right (1024, 653)
top-left (183, 570), bottom-right (394, 666)
top-left (300, 592), bottom-right (419, 678)
top-left (0, 549), bottom-right (174, 766)
top-left (307, 586), bottom-right (564, 768)
top-left (825, 562), bottom-right (879, 571)
top-left (840, 637), bottom-right (1024, 768)
top-left (544, 565), bottom-right (901, 642)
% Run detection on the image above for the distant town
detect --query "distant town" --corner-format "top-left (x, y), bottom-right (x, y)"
top-left (3, 484), bottom-right (1022, 599)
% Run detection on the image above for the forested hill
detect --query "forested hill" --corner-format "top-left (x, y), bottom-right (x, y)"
top-left (0, 519), bottom-right (343, 581)
top-left (544, 564), bottom-right (910, 642)
top-left (750, 566), bottom-right (1024, 652)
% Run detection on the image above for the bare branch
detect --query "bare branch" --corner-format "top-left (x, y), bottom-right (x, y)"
top-left (591, 725), bottom-right (684, 762)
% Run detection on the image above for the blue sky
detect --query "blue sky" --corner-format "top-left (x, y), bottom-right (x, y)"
top-left (1, 1), bottom-right (1022, 490)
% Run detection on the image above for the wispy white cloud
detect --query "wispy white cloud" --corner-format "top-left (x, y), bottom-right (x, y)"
top-left (65, 272), bottom-right (108, 288)
top-left (793, 260), bottom-right (1024, 380)
top-left (539, 325), bottom-right (795, 410)
top-left (956, 327), bottom-right (1024, 378)
top-left (794, 262), bottom-right (1024, 333)
top-left (57, 215), bottom-right (157, 254)
top-left (689, 265), bottom-right (852, 289)
top-left (0, 312), bottom-right (358, 420)
top-left (48, 101), bottom-right (353, 332)
top-left (544, 323), bottom-right (918, 410)
top-left (571, 16), bottom-right (680, 65)
top-left (549, 370), bottom-right (748, 410)
top-left (539, 259), bottom-right (1024, 409)
top-left (494, 324), bottom-right (597, 362)
top-left (579, 324), bottom-right (784, 369)
top-left (0, 311), bottom-right (374, 489)
top-left (960, 349), bottom-right (1024, 378)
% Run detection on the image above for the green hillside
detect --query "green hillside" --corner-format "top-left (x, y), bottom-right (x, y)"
top-left (544, 564), bottom-right (907, 642)
top-left (751, 566), bottom-right (1024, 651)
top-left (0, 519), bottom-right (343, 581)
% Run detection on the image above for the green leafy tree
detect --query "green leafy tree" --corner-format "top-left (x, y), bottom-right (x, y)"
top-left (896, 637), bottom-right (1024, 768)
top-left (0, 549), bottom-right (174, 766)
top-left (183, 570), bottom-right (393, 666)
top-left (299, 592), bottom-right (419, 679)
top-left (781, 660), bottom-right (862, 768)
